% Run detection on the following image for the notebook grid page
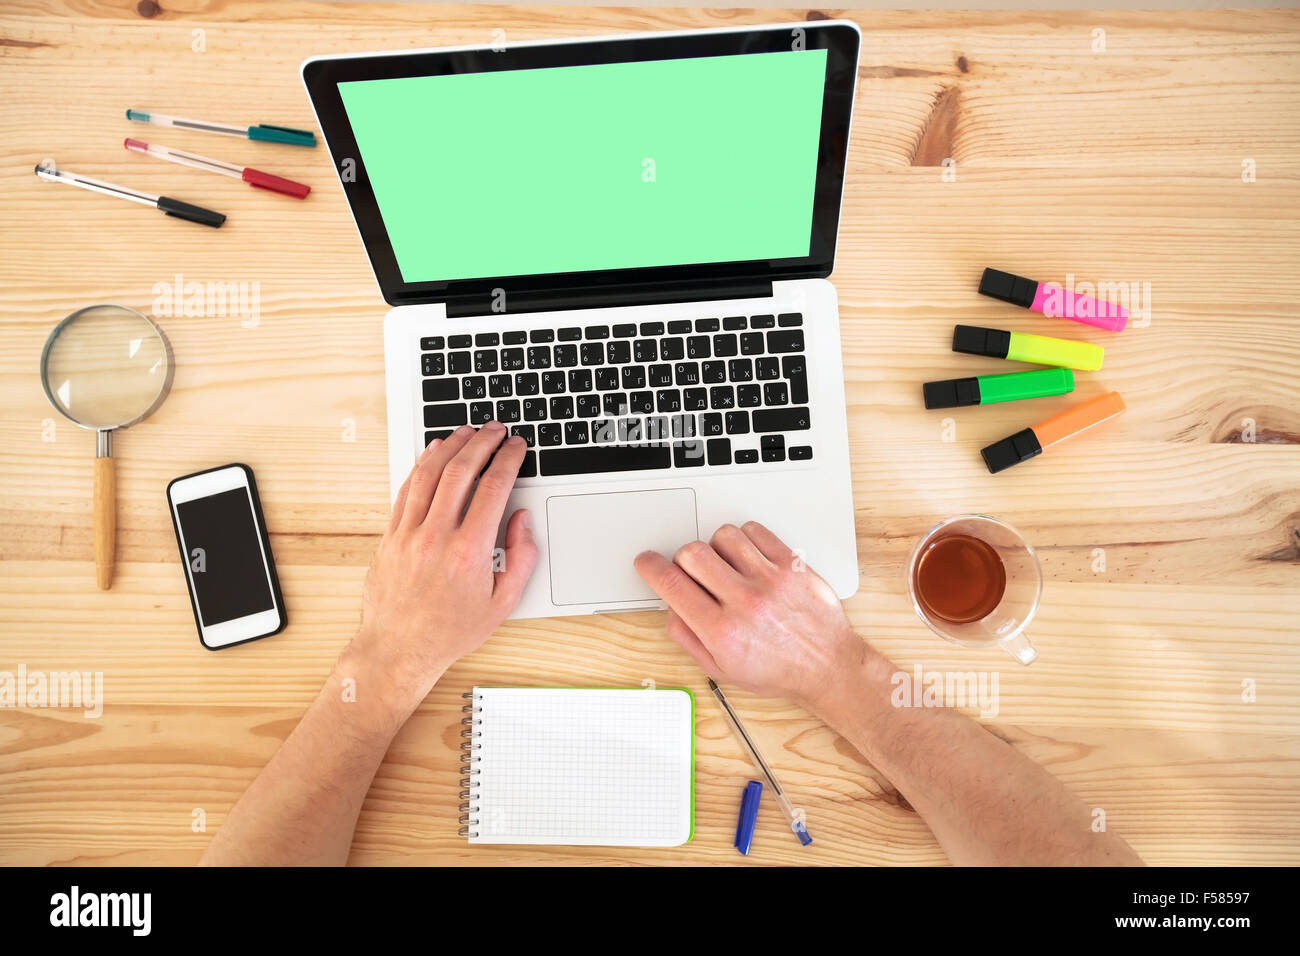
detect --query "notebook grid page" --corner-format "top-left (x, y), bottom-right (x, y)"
top-left (469, 687), bottom-right (692, 846)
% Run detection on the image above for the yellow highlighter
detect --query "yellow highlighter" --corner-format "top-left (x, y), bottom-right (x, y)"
top-left (952, 325), bottom-right (1103, 371)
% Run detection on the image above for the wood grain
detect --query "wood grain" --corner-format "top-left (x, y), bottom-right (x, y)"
top-left (0, 1), bottom-right (1297, 866)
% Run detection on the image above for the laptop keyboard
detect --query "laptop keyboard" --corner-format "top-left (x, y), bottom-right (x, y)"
top-left (419, 312), bottom-right (812, 478)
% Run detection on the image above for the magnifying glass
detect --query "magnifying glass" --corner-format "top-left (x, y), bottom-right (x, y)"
top-left (40, 305), bottom-right (175, 590)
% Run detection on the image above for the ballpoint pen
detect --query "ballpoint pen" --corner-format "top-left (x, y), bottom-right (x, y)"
top-left (124, 138), bottom-right (311, 199)
top-left (708, 678), bottom-right (813, 846)
top-left (126, 109), bottom-right (316, 147)
top-left (34, 162), bottom-right (225, 228)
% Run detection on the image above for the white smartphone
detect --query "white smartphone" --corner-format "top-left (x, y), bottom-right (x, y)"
top-left (166, 463), bottom-right (286, 650)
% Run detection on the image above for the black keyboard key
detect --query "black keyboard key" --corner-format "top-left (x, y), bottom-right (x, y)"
top-left (529, 329), bottom-right (554, 343)
top-left (767, 330), bottom-right (804, 353)
top-left (603, 392), bottom-right (628, 416)
top-left (425, 403), bottom-right (468, 428)
top-left (737, 384), bottom-right (762, 408)
top-left (764, 382), bottom-right (789, 406)
top-left (510, 423), bottom-right (535, 446)
top-left (462, 376), bottom-right (487, 399)
top-left (674, 362), bottom-right (700, 386)
top-left (421, 353), bottom-right (445, 376)
top-left (707, 437), bottom-right (731, 466)
top-left (755, 357), bottom-right (780, 380)
top-left (660, 337), bottom-right (685, 361)
top-left (503, 330), bottom-right (527, 345)
top-left (522, 397), bottom-right (547, 421)
top-left (425, 429), bottom-right (453, 445)
top-left (671, 413), bottom-right (696, 438)
top-left (740, 332), bottom-right (765, 356)
top-left (423, 378), bottom-right (458, 402)
top-left (542, 371), bottom-right (566, 394)
top-left (622, 365), bottom-right (646, 389)
top-left (558, 327), bottom-right (582, 341)
top-left (488, 374), bottom-right (512, 397)
top-left (778, 312), bottom-right (803, 327)
top-left (735, 449), bottom-right (758, 464)
top-left (515, 372), bottom-right (540, 396)
top-left (683, 387), bottom-right (708, 411)
top-left (501, 348), bottom-right (525, 371)
top-left (723, 316), bottom-right (747, 331)
top-left (469, 401), bottom-right (494, 425)
top-left (549, 396), bottom-right (574, 420)
top-left (789, 445), bottom-right (813, 460)
top-left (576, 394), bottom-right (601, 418)
top-left (667, 320), bottom-right (692, 334)
top-left (568, 369), bottom-right (593, 392)
top-left (607, 340), bottom-right (632, 364)
top-left (725, 410), bottom-right (750, 434)
top-left (750, 314), bottom-right (775, 329)
top-left (595, 368), bottom-right (620, 391)
top-left (527, 346), bottom-right (551, 369)
top-left (474, 350), bottom-right (498, 373)
top-left (618, 417), bottom-right (642, 442)
top-left (518, 450), bottom-right (538, 477)
top-left (538, 422), bottom-right (563, 446)
top-left (613, 323), bottom-right (637, 338)
top-left (630, 391), bottom-right (654, 415)
top-left (710, 385), bottom-right (735, 409)
top-left (541, 443), bottom-right (670, 476)
top-left (686, 335), bottom-right (711, 359)
top-left (639, 321), bottom-right (664, 336)
top-left (645, 416), bottom-right (669, 441)
top-left (713, 334), bottom-right (738, 357)
top-left (475, 332), bottom-right (499, 347)
top-left (449, 334), bottom-right (472, 349)
top-left (591, 419), bottom-right (616, 443)
top-left (449, 351), bottom-right (471, 374)
top-left (553, 344), bottom-right (578, 368)
top-left (656, 389), bottom-right (682, 413)
top-left (695, 318), bottom-right (719, 332)
top-left (672, 440), bottom-right (705, 468)
top-left (580, 342), bottom-right (604, 366)
top-left (634, 339), bottom-right (658, 363)
top-left (648, 364), bottom-right (673, 387)
top-left (703, 361), bottom-right (727, 384)
top-left (496, 399), bottom-right (521, 423)
top-left (752, 406), bottom-right (811, 432)
top-left (420, 335), bottom-right (445, 350)
top-left (584, 325), bottom-right (609, 340)
top-left (700, 412), bottom-right (724, 436)
top-left (564, 420), bottom-right (590, 444)
top-left (782, 356), bottom-right (809, 404)
top-left (728, 359), bottom-right (753, 382)
top-left (761, 434), bottom-right (786, 462)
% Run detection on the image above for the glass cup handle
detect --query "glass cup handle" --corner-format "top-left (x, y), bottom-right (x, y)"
top-left (1001, 633), bottom-right (1038, 666)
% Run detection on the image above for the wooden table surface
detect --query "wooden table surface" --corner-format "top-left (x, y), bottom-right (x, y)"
top-left (1, 1), bottom-right (1297, 866)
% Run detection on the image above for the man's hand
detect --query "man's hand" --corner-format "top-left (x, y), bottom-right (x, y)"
top-left (633, 521), bottom-right (865, 710)
top-left (349, 422), bottom-right (538, 710)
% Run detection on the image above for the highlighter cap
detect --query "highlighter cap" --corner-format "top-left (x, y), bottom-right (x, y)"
top-left (953, 325), bottom-right (1012, 359)
top-left (924, 376), bottom-right (981, 409)
top-left (981, 428), bottom-right (1043, 474)
top-left (980, 268), bottom-right (1038, 308)
top-left (734, 780), bottom-right (762, 856)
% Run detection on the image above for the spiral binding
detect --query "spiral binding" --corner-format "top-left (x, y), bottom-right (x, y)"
top-left (458, 690), bottom-right (482, 837)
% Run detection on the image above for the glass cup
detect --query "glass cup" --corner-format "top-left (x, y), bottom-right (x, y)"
top-left (906, 515), bottom-right (1041, 665)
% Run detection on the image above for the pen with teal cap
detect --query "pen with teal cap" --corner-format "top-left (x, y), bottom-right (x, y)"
top-left (126, 109), bottom-right (316, 147)
top-left (709, 678), bottom-right (812, 846)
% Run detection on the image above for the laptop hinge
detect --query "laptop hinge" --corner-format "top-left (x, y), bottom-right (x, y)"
top-left (443, 278), bottom-right (774, 318)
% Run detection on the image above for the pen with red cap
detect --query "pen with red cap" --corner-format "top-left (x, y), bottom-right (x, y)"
top-left (124, 138), bottom-right (310, 199)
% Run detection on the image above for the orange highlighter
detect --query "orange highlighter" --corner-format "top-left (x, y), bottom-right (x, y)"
top-left (981, 392), bottom-right (1126, 473)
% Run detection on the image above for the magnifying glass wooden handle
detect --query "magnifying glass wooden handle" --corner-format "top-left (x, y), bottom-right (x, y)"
top-left (94, 456), bottom-right (115, 590)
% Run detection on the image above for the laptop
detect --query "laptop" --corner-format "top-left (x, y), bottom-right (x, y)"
top-left (302, 21), bottom-right (861, 619)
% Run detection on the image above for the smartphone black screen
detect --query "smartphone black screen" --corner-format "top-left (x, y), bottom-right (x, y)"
top-left (175, 487), bottom-right (275, 626)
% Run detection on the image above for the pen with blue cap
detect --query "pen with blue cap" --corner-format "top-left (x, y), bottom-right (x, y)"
top-left (709, 678), bottom-right (812, 846)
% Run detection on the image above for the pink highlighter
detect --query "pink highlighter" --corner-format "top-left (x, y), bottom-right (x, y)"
top-left (979, 268), bottom-right (1128, 332)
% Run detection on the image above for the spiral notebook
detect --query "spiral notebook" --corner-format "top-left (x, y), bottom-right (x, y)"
top-left (459, 686), bottom-right (694, 846)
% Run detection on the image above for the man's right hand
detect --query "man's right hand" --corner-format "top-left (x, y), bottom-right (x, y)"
top-left (633, 522), bottom-right (867, 710)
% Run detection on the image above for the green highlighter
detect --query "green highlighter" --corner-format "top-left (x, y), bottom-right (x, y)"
top-left (924, 367), bottom-right (1074, 409)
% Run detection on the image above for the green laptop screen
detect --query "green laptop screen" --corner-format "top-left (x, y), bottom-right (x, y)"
top-left (337, 50), bottom-right (827, 283)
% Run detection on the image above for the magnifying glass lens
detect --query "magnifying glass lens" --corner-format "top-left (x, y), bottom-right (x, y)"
top-left (43, 305), bottom-right (171, 429)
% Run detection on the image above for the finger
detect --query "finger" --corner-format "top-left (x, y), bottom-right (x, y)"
top-left (634, 549), bottom-right (720, 637)
top-left (664, 608), bottom-right (722, 678)
top-left (399, 427), bottom-right (476, 531)
top-left (491, 508), bottom-right (539, 612)
top-left (740, 520), bottom-right (795, 567)
top-left (427, 421), bottom-right (508, 527)
top-left (387, 462), bottom-right (417, 535)
top-left (461, 432), bottom-right (528, 548)
top-left (672, 539), bottom-right (748, 603)
top-left (709, 523), bottom-right (773, 578)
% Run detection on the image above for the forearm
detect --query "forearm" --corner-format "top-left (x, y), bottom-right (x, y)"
top-left (199, 643), bottom-right (431, 866)
top-left (813, 647), bottom-right (1143, 866)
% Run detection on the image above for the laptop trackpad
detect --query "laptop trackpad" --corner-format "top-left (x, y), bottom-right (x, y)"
top-left (547, 489), bottom-right (698, 607)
